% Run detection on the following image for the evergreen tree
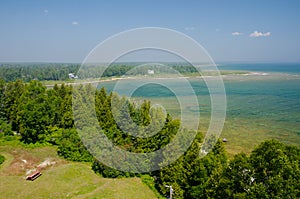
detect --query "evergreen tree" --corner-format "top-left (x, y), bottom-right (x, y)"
top-left (4, 79), bottom-right (25, 131)
top-left (18, 80), bottom-right (50, 143)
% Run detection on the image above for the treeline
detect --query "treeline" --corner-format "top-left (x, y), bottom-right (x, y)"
top-left (0, 78), bottom-right (185, 161)
top-left (0, 79), bottom-right (93, 161)
top-left (0, 79), bottom-right (299, 198)
top-left (204, 140), bottom-right (300, 198)
top-left (0, 63), bottom-right (79, 82)
top-left (0, 63), bottom-right (200, 82)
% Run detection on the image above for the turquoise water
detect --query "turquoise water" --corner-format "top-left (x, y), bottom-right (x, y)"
top-left (218, 62), bottom-right (300, 74)
top-left (98, 63), bottom-right (300, 154)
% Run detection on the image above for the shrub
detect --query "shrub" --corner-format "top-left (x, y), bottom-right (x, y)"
top-left (0, 154), bottom-right (5, 165)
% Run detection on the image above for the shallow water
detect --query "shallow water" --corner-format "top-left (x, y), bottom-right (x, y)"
top-left (97, 63), bottom-right (300, 155)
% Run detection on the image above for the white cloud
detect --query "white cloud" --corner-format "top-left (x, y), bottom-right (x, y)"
top-left (249, 31), bottom-right (271, 37)
top-left (185, 27), bottom-right (195, 31)
top-left (44, 9), bottom-right (48, 15)
top-left (72, 21), bottom-right (79, 25)
top-left (232, 31), bottom-right (243, 36)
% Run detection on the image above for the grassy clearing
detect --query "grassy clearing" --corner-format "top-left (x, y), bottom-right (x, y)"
top-left (0, 144), bottom-right (157, 199)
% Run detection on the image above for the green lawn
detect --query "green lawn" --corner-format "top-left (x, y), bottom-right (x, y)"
top-left (0, 144), bottom-right (157, 199)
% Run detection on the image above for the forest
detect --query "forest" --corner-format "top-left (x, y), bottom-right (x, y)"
top-left (0, 78), bottom-right (299, 198)
top-left (0, 63), bottom-right (200, 82)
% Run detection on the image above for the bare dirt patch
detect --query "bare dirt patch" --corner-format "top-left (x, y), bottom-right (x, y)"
top-left (1, 147), bottom-right (66, 176)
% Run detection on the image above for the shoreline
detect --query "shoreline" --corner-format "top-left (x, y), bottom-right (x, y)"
top-left (44, 70), bottom-right (300, 88)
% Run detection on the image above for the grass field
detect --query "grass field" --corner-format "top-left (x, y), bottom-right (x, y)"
top-left (0, 143), bottom-right (158, 199)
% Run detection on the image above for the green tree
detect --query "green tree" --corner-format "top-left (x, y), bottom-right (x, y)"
top-left (0, 154), bottom-right (5, 165)
top-left (0, 119), bottom-right (13, 136)
top-left (0, 79), bottom-right (6, 119)
top-left (4, 79), bottom-right (25, 131)
top-left (18, 80), bottom-right (50, 143)
top-left (205, 153), bottom-right (252, 198)
top-left (205, 140), bottom-right (300, 199)
top-left (57, 128), bottom-right (93, 162)
top-left (185, 139), bottom-right (227, 199)
top-left (249, 140), bottom-right (300, 198)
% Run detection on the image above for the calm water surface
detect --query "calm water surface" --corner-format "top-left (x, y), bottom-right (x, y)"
top-left (98, 63), bottom-right (300, 154)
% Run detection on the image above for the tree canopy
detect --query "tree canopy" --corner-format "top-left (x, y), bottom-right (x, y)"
top-left (0, 78), bottom-right (299, 198)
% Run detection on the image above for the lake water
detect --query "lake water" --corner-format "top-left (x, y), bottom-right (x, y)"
top-left (98, 63), bottom-right (300, 155)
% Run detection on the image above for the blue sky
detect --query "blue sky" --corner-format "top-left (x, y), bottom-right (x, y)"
top-left (0, 0), bottom-right (300, 63)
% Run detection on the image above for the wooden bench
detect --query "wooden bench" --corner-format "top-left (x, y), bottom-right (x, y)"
top-left (26, 170), bottom-right (42, 181)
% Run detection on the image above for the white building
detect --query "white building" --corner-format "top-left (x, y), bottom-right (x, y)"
top-left (147, 70), bottom-right (154, 75)
top-left (69, 73), bottom-right (78, 79)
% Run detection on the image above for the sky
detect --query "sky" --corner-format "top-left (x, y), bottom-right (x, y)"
top-left (0, 0), bottom-right (300, 63)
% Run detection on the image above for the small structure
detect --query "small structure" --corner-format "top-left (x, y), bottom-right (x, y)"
top-left (147, 69), bottom-right (154, 75)
top-left (222, 138), bottom-right (228, 142)
top-left (165, 185), bottom-right (173, 199)
top-left (26, 170), bottom-right (42, 181)
top-left (68, 73), bottom-right (78, 79)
